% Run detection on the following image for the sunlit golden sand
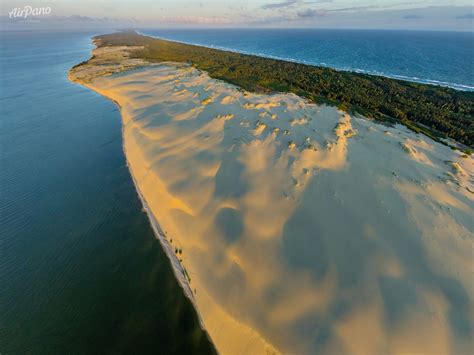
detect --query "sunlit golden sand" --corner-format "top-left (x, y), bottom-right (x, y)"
top-left (70, 46), bottom-right (473, 355)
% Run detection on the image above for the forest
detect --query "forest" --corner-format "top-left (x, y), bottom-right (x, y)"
top-left (95, 32), bottom-right (474, 147)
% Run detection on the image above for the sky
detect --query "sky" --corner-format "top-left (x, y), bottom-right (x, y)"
top-left (1, 0), bottom-right (473, 31)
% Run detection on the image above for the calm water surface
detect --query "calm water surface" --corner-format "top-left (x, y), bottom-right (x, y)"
top-left (0, 30), bottom-right (215, 354)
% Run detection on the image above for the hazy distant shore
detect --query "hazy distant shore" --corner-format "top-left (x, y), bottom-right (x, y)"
top-left (69, 38), bottom-right (473, 354)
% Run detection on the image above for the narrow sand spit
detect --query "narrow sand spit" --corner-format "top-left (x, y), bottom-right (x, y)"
top-left (70, 46), bottom-right (473, 355)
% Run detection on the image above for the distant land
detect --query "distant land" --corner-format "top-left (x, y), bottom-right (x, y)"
top-left (90, 31), bottom-right (474, 148)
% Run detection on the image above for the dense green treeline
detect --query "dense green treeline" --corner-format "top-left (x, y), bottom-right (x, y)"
top-left (96, 32), bottom-right (473, 146)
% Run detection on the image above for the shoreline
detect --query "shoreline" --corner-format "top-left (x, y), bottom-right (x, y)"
top-left (66, 42), bottom-right (222, 349)
top-left (71, 79), bottom-right (206, 324)
top-left (73, 80), bottom-right (221, 352)
top-left (137, 30), bottom-right (474, 92)
top-left (68, 75), bottom-right (282, 355)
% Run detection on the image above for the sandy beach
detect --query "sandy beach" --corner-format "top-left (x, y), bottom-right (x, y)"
top-left (70, 44), bottom-right (473, 354)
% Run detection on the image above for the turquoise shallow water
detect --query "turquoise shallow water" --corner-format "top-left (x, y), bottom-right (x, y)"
top-left (0, 30), bottom-right (214, 354)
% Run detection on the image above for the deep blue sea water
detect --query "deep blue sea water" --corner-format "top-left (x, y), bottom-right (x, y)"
top-left (0, 30), bottom-right (214, 353)
top-left (141, 29), bottom-right (474, 91)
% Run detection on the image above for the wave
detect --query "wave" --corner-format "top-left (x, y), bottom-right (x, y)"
top-left (139, 31), bottom-right (474, 92)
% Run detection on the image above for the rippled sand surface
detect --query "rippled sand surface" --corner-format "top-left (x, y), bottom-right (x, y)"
top-left (71, 49), bottom-right (473, 354)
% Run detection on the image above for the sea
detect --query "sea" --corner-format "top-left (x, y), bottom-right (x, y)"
top-left (0, 30), bottom-right (214, 354)
top-left (141, 28), bottom-right (474, 91)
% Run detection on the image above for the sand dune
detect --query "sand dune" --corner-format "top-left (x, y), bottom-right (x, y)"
top-left (70, 48), bottom-right (473, 354)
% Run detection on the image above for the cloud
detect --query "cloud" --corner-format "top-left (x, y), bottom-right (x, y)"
top-left (328, 6), bottom-right (376, 13)
top-left (261, 0), bottom-right (299, 10)
top-left (261, 0), bottom-right (332, 10)
top-left (2, 3), bottom-right (472, 31)
top-left (241, 5), bottom-right (473, 31)
top-left (324, 2), bottom-right (422, 14)
top-left (292, 2), bottom-right (395, 20)
top-left (157, 15), bottom-right (234, 25)
top-left (67, 15), bottom-right (96, 22)
top-left (455, 13), bottom-right (474, 19)
top-left (402, 15), bottom-right (423, 19)
top-left (297, 9), bottom-right (326, 18)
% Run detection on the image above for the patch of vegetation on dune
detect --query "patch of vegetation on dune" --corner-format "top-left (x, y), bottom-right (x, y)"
top-left (94, 31), bottom-right (473, 147)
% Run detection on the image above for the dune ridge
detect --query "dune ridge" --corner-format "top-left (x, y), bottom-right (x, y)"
top-left (70, 45), bottom-right (473, 355)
